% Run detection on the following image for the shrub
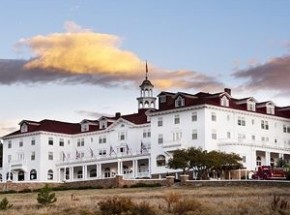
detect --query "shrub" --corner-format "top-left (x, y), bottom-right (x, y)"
top-left (130, 201), bottom-right (156, 215)
top-left (163, 191), bottom-right (181, 212)
top-left (98, 196), bottom-right (133, 215)
top-left (130, 183), bottom-right (162, 188)
top-left (37, 184), bottom-right (57, 205)
top-left (172, 199), bottom-right (202, 215)
top-left (0, 197), bottom-right (13, 210)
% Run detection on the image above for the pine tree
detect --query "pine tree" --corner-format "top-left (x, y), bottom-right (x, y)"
top-left (37, 184), bottom-right (57, 205)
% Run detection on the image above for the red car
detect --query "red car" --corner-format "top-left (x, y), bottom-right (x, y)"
top-left (252, 165), bottom-right (286, 180)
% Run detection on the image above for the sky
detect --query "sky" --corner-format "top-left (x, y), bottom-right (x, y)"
top-left (1, 1), bottom-right (290, 137)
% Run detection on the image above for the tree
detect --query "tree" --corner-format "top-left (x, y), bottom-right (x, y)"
top-left (168, 147), bottom-right (243, 180)
top-left (37, 184), bottom-right (57, 205)
top-left (167, 149), bottom-right (189, 174)
top-left (0, 197), bottom-right (12, 210)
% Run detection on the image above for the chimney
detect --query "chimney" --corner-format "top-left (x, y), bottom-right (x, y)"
top-left (115, 112), bottom-right (121, 118)
top-left (224, 88), bottom-right (231, 96)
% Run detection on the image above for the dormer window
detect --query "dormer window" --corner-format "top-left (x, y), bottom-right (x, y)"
top-left (20, 123), bottom-right (28, 133)
top-left (220, 96), bottom-right (229, 107)
top-left (247, 100), bottom-right (256, 111)
top-left (81, 123), bottom-right (89, 132)
top-left (175, 96), bottom-right (185, 108)
top-left (266, 104), bottom-right (275, 115)
top-left (99, 121), bottom-right (107, 129)
top-left (159, 96), bottom-right (166, 103)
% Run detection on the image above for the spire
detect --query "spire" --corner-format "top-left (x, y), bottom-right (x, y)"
top-left (145, 60), bottom-right (148, 80)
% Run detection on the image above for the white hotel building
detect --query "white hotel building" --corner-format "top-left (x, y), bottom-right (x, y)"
top-left (1, 68), bottom-right (290, 182)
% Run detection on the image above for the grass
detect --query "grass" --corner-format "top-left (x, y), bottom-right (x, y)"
top-left (0, 186), bottom-right (290, 214)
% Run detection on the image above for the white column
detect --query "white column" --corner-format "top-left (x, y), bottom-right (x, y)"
top-left (133, 160), bottom-right (137, 178)
top-left (148, 157), bottom-right (151, 177)
top-left (265, 151), bottom-right (271, 166)
top-left (57, 168), bottom-right (61, 182)
top-left (70, 167), bottom-right (74, 181)
top-left (97, 163), bottom-right (102, 178)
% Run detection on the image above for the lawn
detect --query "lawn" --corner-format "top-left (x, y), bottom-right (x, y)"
top-left (0, 185), bottom-right (290, 215)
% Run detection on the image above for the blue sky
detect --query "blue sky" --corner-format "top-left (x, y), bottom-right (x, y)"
top-left (1, 1), bottom-right (290, 136)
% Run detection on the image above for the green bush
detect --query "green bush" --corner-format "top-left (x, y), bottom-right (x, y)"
top-left (0, 197), bottom-right (13, 210)
top-left (37, 184), bottom-right (57, 205)
top-left (98, 196), bottom-right (133, 215)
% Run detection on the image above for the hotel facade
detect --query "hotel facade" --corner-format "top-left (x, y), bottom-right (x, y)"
top-left (1, 68), bottom-right (290, 182)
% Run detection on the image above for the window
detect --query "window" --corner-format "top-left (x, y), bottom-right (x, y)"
top-left (48, 170), bottom-right (53, 180)
top-left (173, 131), bottom-right (182, 141)
top-left (18, 171), bottom-right (24, 181)
top-left (238, 133), bottom-right (246, 140)
top-left (174, 115), bottom-right (180, 124)
top-left (266, 105), bottom-right (275, 115)
top-left (6, 172), bottom-right (13, 181)
top-left (270, 158), bottom-right (275, 167)
top-left (81, 123), bottom-right (89, 132)
top-left (8, 155), bottom-right (11, 163)
top-left (227, 115), bottom-right (230, 121)
top-left (211, 130), bottom-right (217, 140)
top-left (220, 96), bottom-right (229, 107)
top-left (31, 138), bottom-right (35, 146)
top-left (256, 156), bottom-right (261, 166)
top-left (160, 96), bottom-right (166, 103)
top-left (77, 170), bottom-right (83, 179)
top-left (19, 141), bottom-right (23, 147)
top-left (59, 138), bottom-right (64, 146)
top-left (175, 96), bottom-right (185, 107)
top-left (192, 130), bottom-right (198, 140)
top-left (192, 112), bottom-right (197, 121)
top-left (104, 168), bottom-right (110, 178)
top-left (283, 125), bottom-right (290, 133)
top-left (90, 169), bottom-right (97, 177)
top-left (261, 120), bottom-right (269, 130)
top-left (252, 135), bottom-right (255, 141)
top-left (242, 156), bottom-right (246, 163)
top-left (30, 169), bottom-right (37, 180)
top-left (48, 152), bottom-right (53, 160)
top-left (211, 112), bottom-right (216, 121)
top-left (157, 117), bottom-right (163, 127)
top-left (48, 137), bottom-right (53, 145)
top-left (99, 149), bottom-right (106, 156)
top-left (8, 141), bottom-right (12, 149)
top-left (247, 102), bottom-right (256, 111)
top-left (99, 136), bottom-right (107, 144)
top-left (252, 119), bottom-right (255, 125)
top-left (77, 138), bottom-right (85, 146)
top-left (227, 132), bottom-right (231, 139)
top-left (21, 123), bottom-right (28, 133)
top-left (143, 129), bottom-right (151, 138)
top-left (237, 117), bottom-right (246, 126)
top-left (31, 152), bottom-right (35, 161)
top-left (119, 132), bottom-right (126, 141)
top-left (156, 155), bottom-right (166, 167)
top-left (158, 134), bottom-right (163, 144)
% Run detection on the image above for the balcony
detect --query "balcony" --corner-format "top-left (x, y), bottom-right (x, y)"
top-left (9, 160), bottom-right (27, 172)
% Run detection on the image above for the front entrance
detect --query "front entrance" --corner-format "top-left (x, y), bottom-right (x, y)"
top-left (18, 171), bottom-right (25, 181)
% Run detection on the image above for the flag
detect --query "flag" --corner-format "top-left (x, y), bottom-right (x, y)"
top-left (76, 149), bottom-right (80, 159)
top-left (141, 141), bottom-right (148, 154)
top-left (89, 147), bottom-right (94, 158)
top-left (62, 151), bottom-right (66, 161)
top-left (109, 146), bottom-right (116, 156)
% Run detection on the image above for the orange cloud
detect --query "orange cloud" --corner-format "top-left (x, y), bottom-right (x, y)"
top-left (18, 22), bottom-right (142, 78)
top-left (1, 21), bottom-right (223, 92)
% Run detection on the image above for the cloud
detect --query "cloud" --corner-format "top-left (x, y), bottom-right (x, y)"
top-left (76, 110), bottom-right (113, 119)
top-left (233, 55), bottom-right (290, 94)
top-left (0, 120), bottom-right (19, 137)
top-left (0, 21), bottom-right (223, 91)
